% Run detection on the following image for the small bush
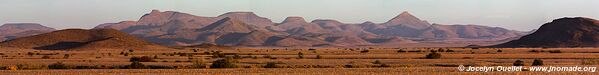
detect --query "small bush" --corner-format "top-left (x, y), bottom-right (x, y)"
top-left (315, 55), bottom-right (322, 59)
top-left (373, 60), bottom-right (382, 64)
top-left (548, 50), bottom-right (562, 53)
top-left (297, 52), bottom-right (304, 59)
top-left (529, 50), bottom-right (540, 52)
top-left (42, 55), bottom-right (51, 59)
top-left (425, 52), bottom-right (442, 59)
top-left (437, 48), bottom-right (445, 52)
top-left (210, 58), bottom-right (237, 68)
top-left (48, 62), bottom-right (69, 69)
top-left (264, 62), bottom-right (278, 68)
top-left (63, 54), bottom-right (70, 59)
top-left (74, 66), bottom-right (99, 69)
top-left (378, 64), bottom-right (391, 67)
top-left (582, 59), bottom-right (599, 65)
top-left (27, 52), bottom-right (35, 56)
top-left (532, 59), bottom-right (544, 66)
top-left (446, 49), bottom-right (455, 52)
top-left (497, 50), bottom-right (503, 52)
top-left (360, 50), bottom-right (369, 53)
top-left (397, 49), bottom-right (407, 53)
top-left (130, 56), bottom-right (154, 62)
top-left (513, 60), bottom-right (524, 66)
top-left (124, 61), bottom-right (147, 69)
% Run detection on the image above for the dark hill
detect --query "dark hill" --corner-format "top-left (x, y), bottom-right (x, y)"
top-left (0, 29), bottom-right (159, 50)
top-left (493, 17), bottom-right (599, 48)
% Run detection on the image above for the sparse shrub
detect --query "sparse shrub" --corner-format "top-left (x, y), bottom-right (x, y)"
top-left (74, 66), bottom-right (99, 69)
top-left (378, 63), bottom-right (391, 67)
top-left (513, 60), bottom-right (524, 66)
top-left (548, 50), bottom-right (562, 53)
top-left (437, 48), bottom-right (445, 52)
top-left (153, 55), bottom-right (159, 59)
top-left (397, 49), bottom-right (407, 53)
top-left (373, 60), bottom-right (382, 64)
top-left (360, 50), bottom-right (369, 53)
top-left (308, 48), bottom-right (316, 50)
top-left (529, 50), bottom-right (540, 52)
top-left (446, 49), bottom-right (455, 52)
top-left (497, 49), bottom-right (503, 52)
top-left (42, 55), bottom-right (51, 59)
top-left (264, 62), bottom-right (278, 68)
top-left (27, 52), bottom-right (35, 56)
top-left (128, 49), bottom-right (134, 52)
top-left (297, 52), bottom-right (304, 59)
top-left (63, 54), bottom-right (70, 59)
top-left (532, 59), bottom-right (544, 66)
top-left (123, 53), bottom-right (129, 56)
top-left (130, 56), bottom-right (154, 62)
top-left (316, 55), bottom-right (322, 59)
top-left (425, 52), bottom-right (442, 59)
top-left (210, 57), bottom-right (237, 68)
top-left (124, 61), bottom-right (147, 69)
top-left (582, 59), bottom-right (599, 65)
top-left (48, 62), bottom-right (69, 69)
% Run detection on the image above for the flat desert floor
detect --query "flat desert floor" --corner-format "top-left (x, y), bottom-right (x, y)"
top-left (1, 47), bottom-right (599, 74)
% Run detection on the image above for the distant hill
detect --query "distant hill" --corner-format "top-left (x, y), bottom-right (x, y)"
top-left (0, 29), bottom-right (162, 50)
top-left (493, 17), bottom-right (599, 48)
top-left (0, 23), bottom-right (55, 41)
top-left (94, 10), bottom-right (525, 47)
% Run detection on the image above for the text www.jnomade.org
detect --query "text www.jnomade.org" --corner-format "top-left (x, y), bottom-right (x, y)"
top-left (458, 65), bottom-right (597, 72)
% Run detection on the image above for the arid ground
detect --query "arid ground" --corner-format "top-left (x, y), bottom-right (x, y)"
top-left (1, 47), bottom-right (599, 74)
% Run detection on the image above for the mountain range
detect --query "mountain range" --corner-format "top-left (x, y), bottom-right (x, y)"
top-left (91, 10), bottom-right (527, 47)
top-left (1, 10), bottom-right (528, 47)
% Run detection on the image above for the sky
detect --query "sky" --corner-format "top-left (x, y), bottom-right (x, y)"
top-left (1, 0), bottom-right (599, 31)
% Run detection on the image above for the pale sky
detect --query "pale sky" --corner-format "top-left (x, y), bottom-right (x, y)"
top-left (1, 0), bottom-right (599, 31)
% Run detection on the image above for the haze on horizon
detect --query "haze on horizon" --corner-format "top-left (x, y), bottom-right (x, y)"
top-left (1, 0), bottom-right (599, 31)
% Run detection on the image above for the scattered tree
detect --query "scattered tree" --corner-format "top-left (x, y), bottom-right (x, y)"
top-left (425, 52), bottom-right (442, 59)
top-left (42, 55), bottom-right (51, 59)
top-left (264, 62), bottom-right (278, 68)
top-left (210, 57), bottom-right (237, 68)
top-left (63, 54), bottom-right (70, 59)
top-left (130, 56), bottom-right (154, 62)
top-left (297, 52), bottom-right (304, 59)
top-left (373, 60), bottom-right (382, 64)
top-left (316, 55), bottom-right (322, 59)
top-left (513, 60), bottom-right (524, 66)
top-left (48, 62), bottom-right (69, 69)
top-left (360, 50), bottom-right (370, 53)
top-left (124, 61), bottom-right (147, 69)
top-left (532, 59), bottom-right (544, 66)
